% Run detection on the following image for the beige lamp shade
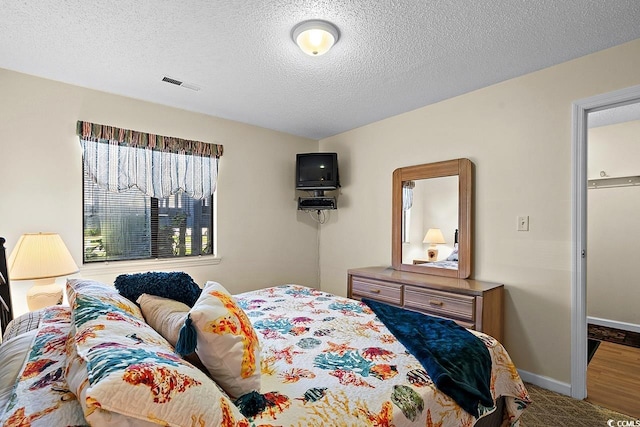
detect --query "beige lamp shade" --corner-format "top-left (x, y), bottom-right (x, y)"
top-left (423, 228), bottom-right (446, 245)
top-left (9, 233), bottom-right (79, 280)
top-left (8, 233), bottom-right (79, 311)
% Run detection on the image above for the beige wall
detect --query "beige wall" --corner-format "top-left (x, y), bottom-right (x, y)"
top-left (587, 120), bottom-right (640, 325)
top-left (319, 39), bottom-right (640, 384)
top-left (0, 69), bottom-right (319, 316)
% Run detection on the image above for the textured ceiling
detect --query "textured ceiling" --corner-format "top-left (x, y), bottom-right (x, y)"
top-left (1, 1), bottom-right (640, 140)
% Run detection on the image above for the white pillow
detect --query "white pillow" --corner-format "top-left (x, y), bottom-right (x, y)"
top-left (187, 281), bottom-right (262, 399)
top-left (0, 330), bottom-right (37, 412)
top-left (2, 309), bottom-right (44, 341)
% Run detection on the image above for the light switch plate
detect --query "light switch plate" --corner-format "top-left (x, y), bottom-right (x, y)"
top-left (517, 215), bottom-right (529, 231)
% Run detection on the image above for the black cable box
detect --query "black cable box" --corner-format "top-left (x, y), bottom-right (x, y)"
top-left (298, 197), bottom-right (337, 210)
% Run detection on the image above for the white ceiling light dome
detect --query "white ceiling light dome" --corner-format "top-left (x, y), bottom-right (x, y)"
top-left (292, 20), bottom-right (340, 56)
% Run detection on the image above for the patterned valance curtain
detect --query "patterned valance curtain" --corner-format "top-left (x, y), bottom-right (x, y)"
top-left (402, 181), bottom-right (415, 210)
top-left (77, 121), bottom-right (223, 199)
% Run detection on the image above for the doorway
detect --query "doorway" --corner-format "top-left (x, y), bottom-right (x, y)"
top-left (571, 84), bottom-right (640, 401)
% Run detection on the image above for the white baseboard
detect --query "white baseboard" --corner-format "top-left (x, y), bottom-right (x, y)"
top-left (587, 316), bottom-right (640, 334)
top-left (517, 369), bottom-right (571, 396)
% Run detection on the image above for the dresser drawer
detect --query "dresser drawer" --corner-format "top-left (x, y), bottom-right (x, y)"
top-left (350, 278), bottom-right (402, 306)
top-left (404, 286), bottom-right (475, 321)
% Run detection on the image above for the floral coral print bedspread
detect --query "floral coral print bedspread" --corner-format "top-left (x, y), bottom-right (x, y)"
top-left (234, 285), bottom-right (530, 427)
top-left (0, 306), bottom-right (87, 427)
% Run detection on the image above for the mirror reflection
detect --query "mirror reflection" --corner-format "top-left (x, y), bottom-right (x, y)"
top-left (391, 158), bottom-right (472, 279)
top-left (401, 176), bottom-right (459, 269)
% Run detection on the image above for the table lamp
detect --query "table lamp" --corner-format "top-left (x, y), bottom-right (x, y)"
top-left (8, 232), bottom-right (79, 311)
top-left (423, 228), bottom-right (446, 262)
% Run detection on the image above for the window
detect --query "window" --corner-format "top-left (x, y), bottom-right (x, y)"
top-left (402, 180), bottom-right (415, 243)
top-left (77, 121), bottom-right (222, 264)
top-left (83, 169), bottom-right (214, 263)
top-left (402, 207), bottom-right (411, 243)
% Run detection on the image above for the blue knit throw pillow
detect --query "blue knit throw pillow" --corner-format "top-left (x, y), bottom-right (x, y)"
top-left (114, 271), bottom-right (201, 307)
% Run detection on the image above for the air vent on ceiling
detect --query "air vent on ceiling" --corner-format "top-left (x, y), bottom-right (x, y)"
top-left (161, 76), bottom-right (201, 91)
top-left (162, 76), bottom-right (182, 85)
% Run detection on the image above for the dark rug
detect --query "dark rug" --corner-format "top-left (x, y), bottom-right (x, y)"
top-left (520, 382), bottom-right (637, 426)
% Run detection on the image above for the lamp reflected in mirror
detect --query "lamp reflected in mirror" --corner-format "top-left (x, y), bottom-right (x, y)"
top-left (423, 228), bottom-right (445, 261)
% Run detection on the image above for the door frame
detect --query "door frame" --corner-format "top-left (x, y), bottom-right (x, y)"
top-left (571, 84), bottom-right (640, 399)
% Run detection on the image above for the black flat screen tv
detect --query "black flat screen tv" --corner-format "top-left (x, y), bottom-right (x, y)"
top-left (296, 152), bottom-right (340, 191)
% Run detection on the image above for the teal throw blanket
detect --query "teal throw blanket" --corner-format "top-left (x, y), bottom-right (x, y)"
top-left (362, 298), bottom-right (493, 417)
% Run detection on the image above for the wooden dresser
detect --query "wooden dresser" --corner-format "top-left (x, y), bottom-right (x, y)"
top-left (347, 266), bottom-right (504, 342)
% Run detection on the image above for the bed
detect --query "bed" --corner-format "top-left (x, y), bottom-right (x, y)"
top-left (0, 238), bottom-right (13, 337)
top-left (0, 237), bottom-right (530, 426)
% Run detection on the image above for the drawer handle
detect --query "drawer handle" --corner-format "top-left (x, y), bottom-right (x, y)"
top-left (429, 300), bottom-right (444, 306)
top-left (370, 289), bottom-right (381, 294)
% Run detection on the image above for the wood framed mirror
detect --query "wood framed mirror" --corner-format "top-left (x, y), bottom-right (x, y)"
top-left (392, 158), bottom-right (473, 278)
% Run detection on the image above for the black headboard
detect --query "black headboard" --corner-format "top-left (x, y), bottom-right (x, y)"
top-left (1, 237), bottom-right (14, 335)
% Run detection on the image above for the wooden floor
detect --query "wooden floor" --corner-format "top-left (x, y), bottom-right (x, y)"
top-left (587, 341), bottom-right (640, 418)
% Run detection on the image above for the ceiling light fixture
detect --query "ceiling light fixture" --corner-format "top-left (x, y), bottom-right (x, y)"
top-left (292, 20), bottom-right (339, 56)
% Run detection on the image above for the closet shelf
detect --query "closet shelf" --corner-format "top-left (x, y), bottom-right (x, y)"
top-left (588, 175), bottom-right (640, 189)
